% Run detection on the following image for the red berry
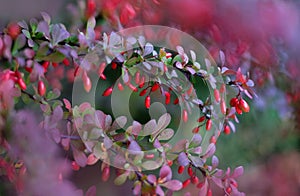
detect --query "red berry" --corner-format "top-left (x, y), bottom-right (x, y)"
top-left (220, 99), bottom-right (226, 114)
top-left (18, 78), bottom-right (27, 90)
top-left (102, 86), bottom-right (113, 96)
top-left (207, 189), bottom-right (212, 196)
top-left (198, 116), bottom-right (206, 122)
top-left (62, 58), bottom-right (70, 66)
top-left (42, 61), bottom-right (50, 73)
top-left (210, 136), bottom-right (217, 144)
top-left (187, 166), bottom-right (193, 176)
top-left (100, 74), bottom-right (106, 80)
top-left (38, 80), bottom-right (46, 96)
top-left (192, 127), bottom-right (200, 133)
top-left (182, 109), bottom-right (188, 123)
top-left (187, 86), bottom-right (193, 96)
top-left (82, 72), bottom-right (92, 92)
top-left (165, 91), bottom-right (171, 105)
top-left (178, 166), bottom-right (184, 174)
top-left (145, 96), bottom-right (151, 109)
top-left (231, 181), bottom-right (238, 188)
top-left (226, 187), bottom-right (232, 194)
top-left (220, 84), bottom-right (226, 93)
top-left (135, 71), bottom-right (140, 84)
top-left (145, 153), bottom-right (155, 159)
top-left (117, 83), bottom-right (124, 91)
top-left (235, 105), bottom-right (243, 115)
top-left (139, 89), bottom-right (147, 96)
top-left (206, 119), bottom-right (212, 131)
top-left (197, 182), bottom-right (204, 189)
top-left (239, 99), bottom-right (250, 113)
top-left (214, 89), bottom-right (220, 103)
top-left (24, 66), bottom-right (32, 73)
top-left (101, 167), bottom-right (110, 182)
top-left (139, 76), bottom-right (145, 88)
top-left (224, 125), bottom-right (231, 135)
top-left (128, 83), bottom-right (138, 92)
top-left (7, 22), bottom-right (21, 39)
top-left (98, 62), bottom-right (106, 75)
top-left (52, 62), bottom-right (58, 67)
top-left (71, 161), bottom-right (80, 171)
top-left (230, 98), bottom-right (239, 107)
top-left (191, 176), bottom-right (199, 184)
top-left (86, 0), bottom-right (96, 18)
top-left (111, 62), bottom-right (117, 70)
top-left (151, 82), bottom-right (160, 92)
top-left (173, 97), bottom-right (179, 105)
top-left (167, 160), bottom-right (173, 166)
top-left (182, 179), bottom-right (191, 188)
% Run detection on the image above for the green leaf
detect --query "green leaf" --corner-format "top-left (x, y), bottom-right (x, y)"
top-left (114, 172), bottom-right (128, 186)
top-left (46, 89), bottom-right (61, 100)
top-left (22, 29), bottom-right (31, 39)
top-left (42, 51), bottom-right (65, 63)
top-left (125, 57), bottom-right (139, 67)
top-left (142, 160), bottom-right (160, 170)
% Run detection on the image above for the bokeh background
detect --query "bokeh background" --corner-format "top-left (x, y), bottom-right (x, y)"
top-left (1, 0), bottom-right (300, 195)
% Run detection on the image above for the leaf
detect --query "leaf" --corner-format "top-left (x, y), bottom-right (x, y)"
top-left (144, 43), bottom-right (153, 56)
top-left (203, 143), bottom-right (216, 159)
top-left (190, 134), bottom-right (202, 147)
top-left (41, 12), bottom-right (51, 24)
top-left (140, 119), bottom-right (157, 136)
top-left (171, 139), bottom-right (188, 153)
top-left (142, 62), bottom-right (152, 70)
top-left (212, 155), bottom-right (219, 168)
top-left (131, 121), bottom-right (142, 135)
top-left (51, 24), bottom-right (70, 46)
top-left (114, 172), bottom-right (128, 186)
top-left (73, 148), bottom-right (87, 167)
top-left (157, 113), bottom-right (171, 131)
top-left (89, 128), bottom-right (102, 140)
top-left (161, 180), bottom-right (182, 191)
top-left (232, 166), bottom-right (244, 178)
top-left (22, 29), bottom-right (31, 39)
top-left (190, 50), bottom-right (196, 62)
top-left (189, 156), bottom-right (204, 167)
top-left (219, 50), bottom-right (225, 66)
top-left (159, 165), bottom-right (172, 180)
top-left (85, 185), bottom-right (96, 196)
top-left (42, 51), bottom-right (65, 63)
top-left (109, 32), bottom-right (121, 46)
top-left (142, 160), bottom-right (160, 170)
top-left (87, 17), bottom-right (96, 30)
top-left (157, 128), bottom-right (174, 141)
top-left (112, 116), bottom-right (127, 130)
top-left (177, 152), bottom-right (189, 166)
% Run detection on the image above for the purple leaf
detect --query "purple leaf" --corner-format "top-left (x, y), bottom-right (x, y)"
top-left (73, 148), bottom-right (87, 167)
top-left (232, 166), bottom-right (244, 178)
top-left (219, 50), bottom-right (225, 66)
top-left (198, 178), bottom-right (208, 196)
top-left (85, 185), bottom-right (96, 196)
top-left (51, 24), bottom-right (70, 46)
top-left (128, 140), bottom-right (141, 153)
top-left (177, 152), bottom-right (189, 166)
top-left (212, 155), bottom-right (219, 168)
top-left (190, 134), bottom-right (202, 146)
top-left (162, 180), bottom-right (182, 191)
top-left (131, 121), bottom-right (142, 135)
top-left (157, 128), bottom-right (174, 141)
top-left (171, 139), bottom-right (188, 153)
top-left (203, 143), bottom-right (216, 159)
top-left (211, 176), bottom-right (223, 188)
top-left (157, 113), bottom-right (171, 131)
top-left (156, 185), bottom-right (165, 196)
top-left (133, 182), bottom-right (141, 195)
top-left (159, 165), bottom-right (172, 181)
top-left (147, 174), bottom-right (157, 183)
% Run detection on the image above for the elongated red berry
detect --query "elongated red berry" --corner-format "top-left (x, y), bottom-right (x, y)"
top-left (165, 91), bottom-right (171, 104)
top-left (183, 109), bottom-right (188, 123)
top-left (139, 89), bottom-right (147, 96)
top-left (52, 62), bottom-right (58, 67)
top-left (220, 84), bottom-right (226, 93)
top-left (128, 83), bottom-right (138, 92)
top-left (101, 167), bottom-right (110, 182)
top-left (214, 89), bottom-right (220, 103)
top-left (210, 136), bottom-right (216, 144)
top-left (230, 97), bottom-right (239, 107)
top-left (62, 58), bottom-right (70, 66)
top-left (135, 71), bottom-right (140, 84)
top-left (198, 116), bottom-right (206, 122)
top-left (207, 189), bottom-right (212, 196)
top-left (38, 80), bottom-right (46, 96)
top-left (145, 96), bottom-right (151, 109)
top-left (174, 97), bottom-right (179, 105)
top-left (192, 127), bottom-right (200, 133)
top-left (182, 179), bottom-right (191, 188)
top-left (7, 22), bottom-right (21, 40)
top-left (139, 76), bottom-right (145, 88)
top-left (117, 83), bottom-right (124, 91)
top-left (100, 74), bottom-right (106, 80)
top-left (224, 125), bottom-right (230, 135)
top-left (239, 99), bottom-right (250, 113)
top-left (102, 86), bottom-right (113, 96)
top-left (191, 176), bottom-right (199, 184)
top-left (18, 78), bottom-right (27, 90)
top-left (178, 166), bottom-right (184, 174)
top-left (220, 99), bottom-right (226, 114)
top-left (71, 161), bottom-right (80, 171)
top-left (187, 86), bottom-right (193, 96)
top-left (151, 82), bottom-right (160, 92)
top-left (111, 62), bottom-right (117, 70)
top-left (187, 166), bottom-right (193, 176)
top-left (206, 119), bottom-right (212, 131)
top-left (98, 62), bottom-right (106, 75)
top-left (197, 182), bottom-right (204, 189)
top-left (42, 61), bottom-right (49, 73)
top-left (226, 187), bottom-right (232, 194)
top-left (145, 154), bottom-right (155, 159)
top-left (82, 72), bottom-right (92, 92)
top-left (235, 106), bottom-right (242, 115)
